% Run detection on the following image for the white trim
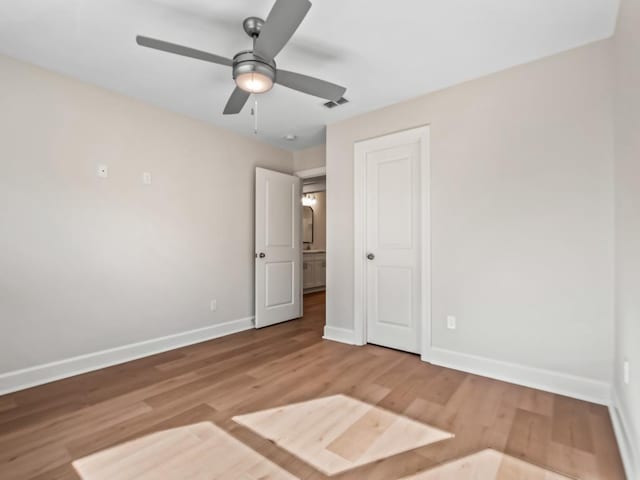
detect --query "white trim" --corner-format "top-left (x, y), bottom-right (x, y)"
top-left (419, 128), bottom-right (432, 362)
top-left (323, 326), bottom-right (358, 345)
top-left (353, 135), bottom-right (367, 346)
top-left (0, 316), bottom-right (255, 395)
top-left (353, 125), bottom-right (431, 355)
top-left (610, 388), bottom-right (639, 480)
top-left (294, 166), bottom-right (326, 179)
top-left (430, 347), bottom-right (611, 405)
top-left (303, 286), bottom-right (326, 294)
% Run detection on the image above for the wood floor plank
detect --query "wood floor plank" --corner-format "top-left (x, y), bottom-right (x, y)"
top-left (30, 464), bottom-right (81, 480)
top-left (65, 403), bottom-right (219, 459)
top-left (552, 396), bottom-right (596, 454)
top-left (0, 397), bottom-right (18, 413)
top-left (420, 368), bottom-right (468, 406)
top-left (505, 408), bottom-right (552, 466)
top-left (0, 401), bottom-right (152, 465)
top-left (234, 394), bottom-right (452, 476)
top-left (1, 444), bottom-right (72, 480)
top-left (0, 392), bottom-right (87, 434)
top-left (402, 449), bottom-right (577, 480)
top-left (326, 408), bottom-right (397, 462)
top-left (72, 421), bottom-right (299, 480)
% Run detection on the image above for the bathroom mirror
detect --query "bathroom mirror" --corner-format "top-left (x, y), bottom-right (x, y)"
top-left (302, 206), bottom-right (314, 244)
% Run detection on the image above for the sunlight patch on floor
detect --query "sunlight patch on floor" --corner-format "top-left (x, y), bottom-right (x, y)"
top-left (72, 422), bottom-right (298, 480)
top-left (233, 394), bottom-right (453, 475)
top-left (400, 449), bottom-right (575, 480)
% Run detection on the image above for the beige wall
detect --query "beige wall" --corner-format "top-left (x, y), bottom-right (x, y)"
top-left (613, 0), bottom-right (640, 470)
top-left (293, 144), bottom-right (326, 171)
top-left (0, 55), bottom-right (293, 374)
top-left (326, 40), bottom-right (614, 383)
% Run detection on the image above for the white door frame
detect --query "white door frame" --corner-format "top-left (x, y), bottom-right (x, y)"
top-left (353, 125), bottom-right (431, 362)
top-left (294, 166), bottom-right (326, 179)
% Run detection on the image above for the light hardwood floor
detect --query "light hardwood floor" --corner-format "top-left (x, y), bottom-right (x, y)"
top-left (0, 292), bottom-right (625, 479)
top-left (401, 449), bottom-right (576, 480)
top-left (233, 394), bottom-right (453, 475)
top-left (72, 422), bottom-right (299, 480)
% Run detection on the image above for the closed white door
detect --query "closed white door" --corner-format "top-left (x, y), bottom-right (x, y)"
top-left (363, 137), bottom-right (422, 353)
top-left (255, 168), bottom-right (302, 328)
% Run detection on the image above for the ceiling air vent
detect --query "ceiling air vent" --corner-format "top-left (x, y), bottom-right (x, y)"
top-left (323, 97), bottom-right (349, 109)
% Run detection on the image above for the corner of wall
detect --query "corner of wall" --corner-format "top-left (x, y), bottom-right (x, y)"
top-left (293, 144), bottom-right (327, 172)
top-left (322, 326), bottom-right (359, 346)
top-left (611, 0), bottom-right (640, 478)
top-left (610, 386), bottom-right (639, 479)
top-left (429, 347), bottom-right (611, 406)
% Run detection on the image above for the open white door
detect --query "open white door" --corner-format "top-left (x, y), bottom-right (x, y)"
top-left (255, 167), bottom-right (302, 328)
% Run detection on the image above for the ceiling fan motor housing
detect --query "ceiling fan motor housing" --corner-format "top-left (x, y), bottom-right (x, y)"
top-left (232, 51), bottom-right (276, 88)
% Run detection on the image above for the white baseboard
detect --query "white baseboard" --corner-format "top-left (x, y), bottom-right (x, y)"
top-left (323, 326), bottom-right (358, 345)
top-left (304, 287), bottom-right (326, 294)
top-left (429, 347), bottom-right (611, 405)
top-left (0, 316), bottom-right (255, 396)
top-left (610, 389), bottom-right (638, 480)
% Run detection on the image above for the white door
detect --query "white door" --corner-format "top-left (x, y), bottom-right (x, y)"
top-left (255, 168), bottom-right (302, 328)
top-left (358, 131), bottom-right (425, 353)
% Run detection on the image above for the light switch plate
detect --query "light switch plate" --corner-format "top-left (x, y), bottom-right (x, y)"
top-left (97, 164), bottom-right (108, 178)
top-left (142, 172), bottom-right (152, 185)
top-left (447, 315), bottom-right (456, 330)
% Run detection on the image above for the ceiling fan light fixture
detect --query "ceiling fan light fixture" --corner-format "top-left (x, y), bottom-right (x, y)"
top-left (232, 52), bottom-right (276, 94)
top-left (235, 71), bottom-right (274, 94)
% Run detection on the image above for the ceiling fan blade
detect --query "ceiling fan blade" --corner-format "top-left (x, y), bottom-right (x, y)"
top-left (276, 69), bottom-right (346, 101)
top-left (254, 0), bottom-right (311, 61)
top-left (223, 87), bottom-right (251, 115)
top-left (136, 36), bottom-right (233, 67)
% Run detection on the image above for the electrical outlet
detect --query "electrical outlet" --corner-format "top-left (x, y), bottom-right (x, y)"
top-left (142, 172), bottom-right (152, 185)
top-left (446, 315), bottom-right (456, 330)
top-left (97, 164), bottom-right (108, 178)
top-left (210, 299), bottom-right (217, 312)
top-left (623, 360), bottom-right (630, 385)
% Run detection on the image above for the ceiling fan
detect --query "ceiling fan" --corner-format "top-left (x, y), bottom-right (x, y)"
top-left (136, 0), bottom-right (346, 115)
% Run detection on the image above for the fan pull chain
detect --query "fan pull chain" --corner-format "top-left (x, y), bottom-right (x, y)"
top-left (251, 97), bottom-right (259, 135)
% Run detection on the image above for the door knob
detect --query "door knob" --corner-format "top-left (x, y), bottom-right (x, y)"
top-left (258, 252), bottom-right (266, 258)
top-left (367, 253), bottom-right (375, 260)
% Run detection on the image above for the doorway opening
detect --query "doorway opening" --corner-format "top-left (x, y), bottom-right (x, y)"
top-left (301, 174), bottom-right (326, 317)
top-left (254, 166), bottom-right (326, 333)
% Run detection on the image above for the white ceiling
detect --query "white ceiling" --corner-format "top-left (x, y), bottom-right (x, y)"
top-left (0, 0), bottom-right (619, 150)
